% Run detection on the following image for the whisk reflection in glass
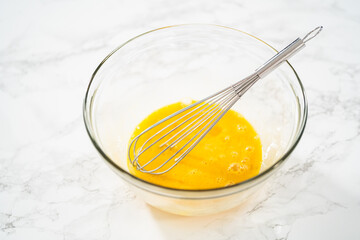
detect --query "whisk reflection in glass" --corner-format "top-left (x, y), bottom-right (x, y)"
top-left (128, 26), bottom-right (322, 175)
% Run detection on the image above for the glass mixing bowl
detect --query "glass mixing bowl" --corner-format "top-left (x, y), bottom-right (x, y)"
top-left (83, 24), bottom-right (307, 216)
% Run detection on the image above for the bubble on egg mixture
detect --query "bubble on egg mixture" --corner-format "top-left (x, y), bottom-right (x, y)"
top-left (228, 162), bottom-right (249, 173)
top-left (228, 162), bottom-right (240, 172)
top-left (245, 146), bottom-right (254, 153)
top-left (237, 124), bottom-right (247, 132)
top-left (224, 136), bottom-right (231, 142)
top-left (241, 157), bottom-right (249, 164)
top-left (240, 164), bottom-right (249, 171)
top-left (216, 177), bottom-right (224, 183)
top-left (188, 169), bottom-right (198, 175)
top-left (231, 151), bottom-right (239, 158)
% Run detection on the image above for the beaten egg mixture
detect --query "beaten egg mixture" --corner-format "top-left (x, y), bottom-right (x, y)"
top-left (128, 102), bottom-right (262, 190)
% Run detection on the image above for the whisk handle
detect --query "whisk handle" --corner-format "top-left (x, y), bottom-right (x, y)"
top-left (255, 26), bottom-right (323, 78)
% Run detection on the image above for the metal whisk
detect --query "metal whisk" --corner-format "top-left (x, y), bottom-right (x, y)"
top-left (129, 26), bottom-right (322, 175)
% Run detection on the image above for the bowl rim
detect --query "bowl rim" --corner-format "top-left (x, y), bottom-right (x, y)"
top-left (83, 24), bottom-right (308, 196)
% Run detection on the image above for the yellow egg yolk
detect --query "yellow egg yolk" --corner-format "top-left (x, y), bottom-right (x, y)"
top-left (128, 102), bottom-right (262, 190)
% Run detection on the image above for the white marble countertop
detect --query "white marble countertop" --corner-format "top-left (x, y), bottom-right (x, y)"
top-left (1, 0), bottom-right (360, 239)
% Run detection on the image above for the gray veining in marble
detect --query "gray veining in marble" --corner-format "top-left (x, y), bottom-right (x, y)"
top-left (1, 0), bottom-right (360, 239)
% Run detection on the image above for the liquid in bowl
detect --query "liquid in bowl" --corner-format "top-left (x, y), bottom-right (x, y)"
top-left (128, 101), bottom-right (263, 190)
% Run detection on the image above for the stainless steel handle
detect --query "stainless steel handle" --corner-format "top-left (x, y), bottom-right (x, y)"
top-left (255, 26), bottom-right (323, 78)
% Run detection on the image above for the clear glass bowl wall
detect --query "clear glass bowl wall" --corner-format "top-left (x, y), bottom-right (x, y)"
top-left (84, 24), bottom-right (307, 216)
